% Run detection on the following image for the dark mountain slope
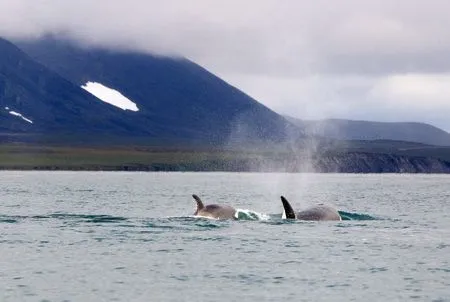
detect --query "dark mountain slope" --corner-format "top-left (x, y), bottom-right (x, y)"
top-left (286, 116), bottom-right (450, 146)
top-left (16, 37), bottom-right (295, 145)
top-left (0, 37), bottom-right (154, 140)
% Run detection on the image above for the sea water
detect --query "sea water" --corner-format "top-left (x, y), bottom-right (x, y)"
top-left (0, 172), bottom-right (449, 301)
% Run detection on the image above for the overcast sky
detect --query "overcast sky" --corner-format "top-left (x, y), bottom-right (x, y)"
top-left (1, 0), bottom-right (450, 131)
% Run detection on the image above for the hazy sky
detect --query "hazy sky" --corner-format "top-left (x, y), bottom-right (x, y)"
top-left (1, 0), bottom-right (450, 130)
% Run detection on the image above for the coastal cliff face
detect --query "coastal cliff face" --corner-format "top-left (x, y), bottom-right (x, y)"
top-left (313, 153), bottom-right (450, 173)
top-left (245, 152), bottom-right (450, 173)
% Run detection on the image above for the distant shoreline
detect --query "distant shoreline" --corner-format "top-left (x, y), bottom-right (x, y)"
top-left (1, 160), bottom-right (449, 173)
top-left (1, 144), bottom-right (450, 173)
top-left (1, 167), bottom-right (449, 173)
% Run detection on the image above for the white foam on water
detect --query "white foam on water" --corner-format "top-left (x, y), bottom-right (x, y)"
top-left (9, 111), bottom-right (33, 124)
top-left (81, 81), bottom-right (139, 112)
top-left (235, 209), bottom-right (271, 221)
top-left (193, 215), bottom-right (219, 220)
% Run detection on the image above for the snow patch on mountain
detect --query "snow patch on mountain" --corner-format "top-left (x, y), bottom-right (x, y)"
top-left (81, 82), bottom-right (139, 112)
top-left (9, 111), bottom-right (33, 124)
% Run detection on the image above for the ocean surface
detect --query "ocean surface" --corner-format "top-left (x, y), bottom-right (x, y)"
top-left (0, 172), bottom-right (449, 302)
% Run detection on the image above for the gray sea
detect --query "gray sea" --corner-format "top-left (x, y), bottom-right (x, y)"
top-left (0, 172), bottom-right (449, 302)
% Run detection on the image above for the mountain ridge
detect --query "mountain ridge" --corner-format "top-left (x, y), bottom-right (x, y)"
top-left (286, 116), bottom-right (450, 146)
top-left (15, 36), bottom-right (297, 146)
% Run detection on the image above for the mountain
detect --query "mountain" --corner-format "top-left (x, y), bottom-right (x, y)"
top-left (2, 36), bottom-right (449, 172)
top-left (286, 116), bottom-right (450, 146)
top-left (11, 36), bottom-right (294, 146)
top-left (0, 36), bottom-right (163, 144)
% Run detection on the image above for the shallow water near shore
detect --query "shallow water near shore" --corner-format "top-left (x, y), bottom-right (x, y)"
top-left (1, 172), bottom-right (449, 301)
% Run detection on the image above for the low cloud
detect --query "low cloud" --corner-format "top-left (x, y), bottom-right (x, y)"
top-left (223, 72), bottom-right (450, 130)
top-left (2, 0), bottom-right (450, 76)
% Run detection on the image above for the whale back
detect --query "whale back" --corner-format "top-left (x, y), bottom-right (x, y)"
top-left (296, 205), bottom-right (341, 221)
top-left (201, 204), bottom-right (236, 219)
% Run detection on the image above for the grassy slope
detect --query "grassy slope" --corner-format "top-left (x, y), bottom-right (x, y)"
top-left (0, 144), bottom-right (260, 170)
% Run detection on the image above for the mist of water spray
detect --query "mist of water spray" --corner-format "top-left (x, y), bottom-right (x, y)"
top-left (222, 107), bottom-right (356, 210)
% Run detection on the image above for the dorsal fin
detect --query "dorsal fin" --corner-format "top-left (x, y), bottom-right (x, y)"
top-left (192, 194), bottom-right (204, 214)
top-left (280, 196), bottom-right (296, 219)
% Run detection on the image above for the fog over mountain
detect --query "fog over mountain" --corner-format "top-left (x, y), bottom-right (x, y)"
top-left (1, 0), bottom-right (449, 131)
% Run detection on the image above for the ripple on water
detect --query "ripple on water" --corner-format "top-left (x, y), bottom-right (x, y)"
top-left (0, 216), bottom-right (19, 223)
top-left (338, 211), bottom-right (379, 220)
top-left (1, 172), bottom-right (449, 302)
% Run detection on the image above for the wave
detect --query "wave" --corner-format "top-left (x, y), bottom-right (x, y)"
top-left (0, 210), bottom-right (380, 227)
top-left (338, 211), bottom-right (379, 221)
top-left (235, 209), bottom-right (271, 221)
top-left (0, 213), bottom-right (128, 224)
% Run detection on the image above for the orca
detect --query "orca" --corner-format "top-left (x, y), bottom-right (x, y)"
top-left (280, 196), bottom-right (341, 221)
top-left (192, 194), bottom-right (237, 220)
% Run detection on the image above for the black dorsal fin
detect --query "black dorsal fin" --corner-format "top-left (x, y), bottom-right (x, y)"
top-left (192, 194), bottom-right (204, 214)
top-left (280, 196), bottom-right (296, 219)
